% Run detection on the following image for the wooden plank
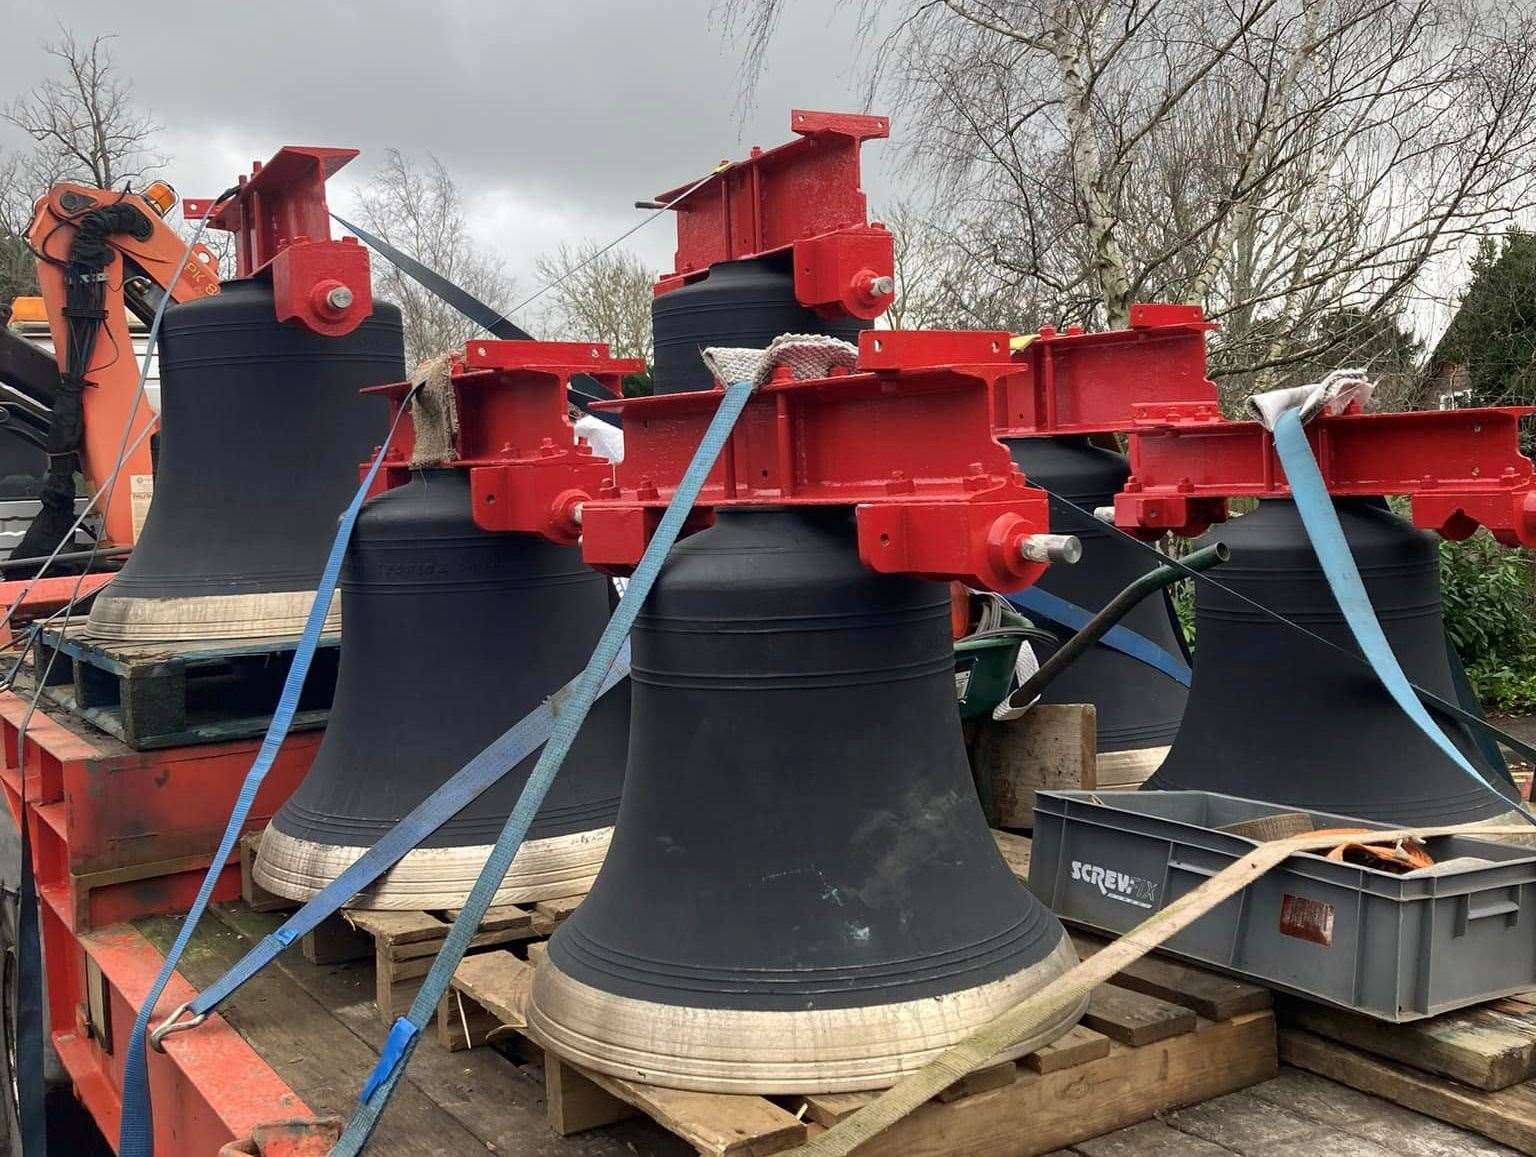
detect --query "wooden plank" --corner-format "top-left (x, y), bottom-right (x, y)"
top-left (133, 913), bottom-right (483, 1157)
top-left (1278, 995), bottom-right (1536, 1092)
top-left (450, 952), bottom-right (534, 1028)
top-left (346, 909), bottom-right (447, 945)
top-left (846, 1011), bottom-right (1277, 1157)
top-left (531, 894), bottom-right (583, 935)
top-left (1281, 1028), bottom-right (1536, 1154)
top-left (545, 1054), bottom-right (639, 1136)
top-left (1082, 985), bottom-right (1197, 1046)
top-left (211, 903), bottom-right (648, 1156)
top-left (991, 830), bottom-right (1032, 884)
top-left (437, 987), bottom-right (504, 1053)
top-left (971, 704), bottom-right (1097, 828)
top-left (1070, 931), bottom-right (1272, 1021)
top-left (935, 1060), bottom-right (1018, 1102)
top-left (565, 1061), bottom-right (808, 1156)
top-left (1022, 1023), bottom-right (1111, 1074)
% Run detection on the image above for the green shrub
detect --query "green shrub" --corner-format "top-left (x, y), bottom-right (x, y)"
top-left (1439, 531), bottom-right (1536, 712)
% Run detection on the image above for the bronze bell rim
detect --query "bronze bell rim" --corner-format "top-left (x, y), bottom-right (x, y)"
top-left (525, 934), bottom-right (1085, 1094)
top-left (1097, 746), bottom-right (1170, 781)
top-left (84, 589), bottom-right (341, 643)
top-left (252, 823), bottom-right (613, 910)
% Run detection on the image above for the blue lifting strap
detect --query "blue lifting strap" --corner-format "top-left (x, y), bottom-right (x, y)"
top-left (173, 647), bottom-right (631, 1020)
top-left (117, 397), bottom-right (418, 1157)
top-left (1006, 585), bottom-right (1192, 686)
top-left (1271, 406), bottom-right (1533, 822)
top-left (333, 377), bottom-right (757, 1154)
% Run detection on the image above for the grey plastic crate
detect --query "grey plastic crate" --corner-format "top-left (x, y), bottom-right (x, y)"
top-left (1029, 789), bottom-right (1536, 1021)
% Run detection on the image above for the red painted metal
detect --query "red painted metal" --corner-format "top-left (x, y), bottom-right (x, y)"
top-left (652, 109), bottom-right (894, 320)
top-left (1115, 404), bottom-right (1536, 546)
top-left (363, 339), bottom-right (637, 544)
top-left (578, 329), bottom-right (1052, 592)
top-left (0, 692), bottom-right (316, 933)
top-left (991, 303), bottom-right (1220, 438)
top-left (0, 691), bottom-right (313, 1152)
top-left (0, 573), bottom-right (114, 648)
top-left (184, 147), bottom-right (372, 337)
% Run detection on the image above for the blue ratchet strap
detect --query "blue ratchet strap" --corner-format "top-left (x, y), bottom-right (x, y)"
top-left (1007, 585), bottom-right (1192, 686)
top-left (157, 647), bottom-right (631, 1024)
top-left (118, 395), bottom-right (419, 1157)
top-left (1271, 406), bottom-right (1534, 821)
top-left (334, 377), bottom-right (757, 1155)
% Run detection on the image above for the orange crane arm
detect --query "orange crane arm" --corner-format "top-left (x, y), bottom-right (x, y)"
top-left (27, 183), bottom-right (220, 546)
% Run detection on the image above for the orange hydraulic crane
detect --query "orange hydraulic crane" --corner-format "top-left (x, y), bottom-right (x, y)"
top-left (24, 179), bottom-right (220, 552)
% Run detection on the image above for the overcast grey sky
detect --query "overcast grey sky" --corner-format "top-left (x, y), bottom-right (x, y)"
top-left (0, 1), bottom-right (897, 292)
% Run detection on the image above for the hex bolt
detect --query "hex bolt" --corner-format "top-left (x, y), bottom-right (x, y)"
top-left (870, 275), bottom-right (895, 297)
top-left (1093, 505), bottom-right (1116, 523)
top-left (326, 285), bottom-right (355, 311)
top-left (1019, 533), bottom-right (1083, 565)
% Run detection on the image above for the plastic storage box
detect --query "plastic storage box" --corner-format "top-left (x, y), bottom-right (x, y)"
top-left (1029, 789), bottom-right (1536, 1020)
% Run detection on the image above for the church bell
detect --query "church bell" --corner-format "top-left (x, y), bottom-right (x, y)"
top-left (1146, 498), bottom-right (1522, 826)
top-left (528, 508), bottom-right (1083, 1093)
top-left (85, 279), bottom-right (402, 641)
top-left (254, 468), bottom-right (630, 908)
top-left (1006, 436), bottom-right (1189, 777)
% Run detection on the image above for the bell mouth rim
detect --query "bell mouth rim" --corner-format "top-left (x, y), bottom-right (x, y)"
top-left (1095, 746), bottom-right (1170, 780)
top-left (526, 934), bottom-right (1084, 1094)
top-left (252, 824), bottom-right (612, 910)
top-left (84, 590), bottom-right (340, 642)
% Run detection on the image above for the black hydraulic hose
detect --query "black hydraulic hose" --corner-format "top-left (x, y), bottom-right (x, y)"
top-left (1003, 541), bottom-right (1229, 713)
top-left (0, 545), bottom-right (129, 573)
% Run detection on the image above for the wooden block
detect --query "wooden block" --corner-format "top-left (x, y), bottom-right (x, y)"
top-left (526, 940), bottom-right (549, 968)
top-left (238, 833), bottom-right (294, 914)
top-left (799, 1091), bottom-right (872, 1128)
top-left (1278, 995), bottom-right (1536, 1091)
top-left (991, 829), bottom-right (1033, 884)
top-left (936, 1059), bottom-right (1018, 1102)
top-left (531, 894), bottom-right (583, 935)
top-left (451, 952), bottom-right (533, 1029)
top-left (435, 987), bottom-right (504, 1052)
top-left (571, 1062), bottom-right (808, 1156)
top-left (971, 704), bottom-right (1096, 827)
top-left (120, 663), bottom-right (187, 744)
top-left (386, 921), bottom-right (534, 963)
top-left (1083, 985), bottom-right (1198, 1046)
top-left (1281, 1028), bottom-right (1536, 1153)
top-left (847, 1011), bottom-right (1277, 1156)
top-left (300, 913), bottom-right (372, 965)
top-left (346, 908), bottom-right (448, 945)
top-left (1070, 931), bottom-right (1272, 1021)
top-left (442, 902), bottom-right (534, 934)
top-left (545, 1053), bottom-right (638, 1135)
top-left (1024, 1023), bottom-right (1112, 1073)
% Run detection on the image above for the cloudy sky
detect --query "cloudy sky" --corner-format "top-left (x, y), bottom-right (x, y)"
top-left (0, 1), bottom-right (898, 291)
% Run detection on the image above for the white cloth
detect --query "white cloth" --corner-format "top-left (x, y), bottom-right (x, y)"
top-left (1246, 369), bottom-right (1374, 431)
top-left (701, 333), bottom-right (859, 387)
top-left (574, 414), bottom-right (624, 464)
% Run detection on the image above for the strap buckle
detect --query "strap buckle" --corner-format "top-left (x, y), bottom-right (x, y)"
top-left (149, 1001), bottom-right (206, 1052)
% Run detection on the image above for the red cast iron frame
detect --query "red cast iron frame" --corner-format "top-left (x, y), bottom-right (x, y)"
top-left (577, 328), bottom-right (1053, 593)
top-left (652, 109), bottom-right (895, 321)
top-left (183, 146), bottom-right (372, 338)
top-left (363, 339), bottom-right (638, 544)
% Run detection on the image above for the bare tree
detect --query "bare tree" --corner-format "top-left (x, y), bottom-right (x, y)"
top-left (728, 0), bottom-right (1536, 401)
top-left (0, 150), bottom-right (39, 303)
top-left (6, 28), bottom-right (163, 191)
top-left (353, 150), bottom-right (517, 364)
top-left (534, 243), bottom-right (656, 365)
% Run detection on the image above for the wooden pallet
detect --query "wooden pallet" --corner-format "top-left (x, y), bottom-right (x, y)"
top-left (1279, 994), bottom-right (1536, 1153)
top-left (239, 830), bottom-right (587, 1026)
top-left (31, 620), bottom-right (339, 749)
top-left (439, 939), bottom-right (1276, 1156)
top-left (430, 829), bottom-right (1276, 1156)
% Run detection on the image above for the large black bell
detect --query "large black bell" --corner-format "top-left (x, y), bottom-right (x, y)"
top-left (651, 258), bottom-right (869, 394)
top-left (1147, 499), bottom-right (1521, 826)
top-left (85, 279), bottom-right (401, 641)
top-left (254, 469), bottom-right (630, 908)
top-left (528, 508), bottom-right (1082, 1093)
top-left (1007, 437), bottom-right (1188, 777)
